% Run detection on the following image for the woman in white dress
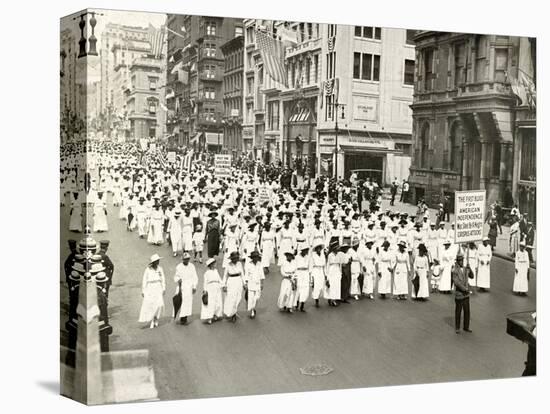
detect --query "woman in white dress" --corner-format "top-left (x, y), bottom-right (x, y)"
top-left (118, 187), bottom-right (130, 220)
top-left (293, 247), bottom-right (311, 312)
top-left (138, 254), bottom-right (166, 329)
top-left (259, 222), bottom-right (276, 273)
top-left (513, 242), bottom-right (529, 295)
top-left (147, 204), bottom-right (165, 245)
top-left (412, 243), bottom-right (430, 300)
top-left (509, 217), bottom-right (521, 256)
top-left (477, 237), bottom-right (492, 292)
top-left (173, 252), bottom-right (198, 325)
top-left (278, 222), bottom-right (295, 265)
top-left (278, 251), bottom-right (297, 312)
top-left (360, 239), bottom-right (377, 299)
top-left (135, 198), bottom-right (149, 238)
top-left (466, 242), bottom-right (479, 288)
top-left (93, 192), bottom-right (109, 232)
top-left (393, 241), bottom-right (410, 300)
top-left (325, 243), bottom-right (342, 306)
top-left (309, 243), bottom-right (327, 307)
top-left (377, 240), bottom-right (394, 298)
top-left (222, 223), bottom-right (240, 267)
top-left (69, 192), bottom-right (83, 232)
top-left (222, 251), bottom-right (245, 322)
top-left (439, 240), bottom-right (454, 293)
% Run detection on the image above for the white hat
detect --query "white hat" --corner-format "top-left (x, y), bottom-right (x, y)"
top-left (482, 237), bottom-right (490, 242)
top-left (519, 241), bottom-right (526, 247)
top-left (443, 239), bottom-right (452, 245)
top-left (149, 253), bottom-right (162, 264)
top-left (206, 258), bottom-right (216, 266)
top-left (182, 252), bottom-right (191, 260)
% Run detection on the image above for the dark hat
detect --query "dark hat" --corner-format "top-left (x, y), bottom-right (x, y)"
top-left (250, 250), bottom-right (262, 259)
top-left (229, 251), bottom-right (240, 260)
top-left (68, 239), bottom-right (77, 249)
top-left (99, 240), bottom-right (110, 249)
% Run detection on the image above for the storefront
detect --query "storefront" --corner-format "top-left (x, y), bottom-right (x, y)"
top-left (318, 131), bottom-right (410, 186)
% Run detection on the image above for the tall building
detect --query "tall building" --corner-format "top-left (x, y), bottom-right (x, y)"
top-left (408, 32), bottom-right (534, 211)
top-left (167, 15), bottom-right (243, 151)
top-left (221, 35), bottom-right (244, 156)
top-left (317, 25), bottom-right (415, 184)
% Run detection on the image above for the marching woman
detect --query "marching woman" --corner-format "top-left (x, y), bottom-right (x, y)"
top-left (222, 251), bottom-right (245, 322)
top-left (241, 223), bottom-right (259, 258)
top-left (377, 240), bottom-right (394, 299)
top-left (411, 243), bottom-right (430, 300)
top-left (222, 223), bottom-right (240, 267)
top-left (295, 223), bottom-right (309, 253)
top-left (309, 243), bottom-right (327, 307)
top-left (138, 254), bottom-right (166, 329)
top-left (118, 187), bottom-right (130, 221)
top-left (243, 251), bottom-right (265, 318)
top-left (147, 204), bottom-right (165, 245)
top-left (349, 240), bottom-right (362, 300)
top-left (439, 240), bottom-right (454, 294)
top-left (69, 192), bottom-right (83, 232)
top-left (278, 222), bottom-right (296, 265)
top-left (360, 239), bottom-right (377, 299)
top-left (513, 241), bottom-right (530, 296)
top-left (259, 222), bottom-right (276, 273)
top-left (135, 198), bottom-right (149, 238)
top-left (278, 251), bottom-right (297, 313)
top-left (200, 258), bottom-right (223, 324)
top-left (477, 237), bottom-right (492, 292)
top-left (325, 242), bottom-right (342, 306)
top-left (92, 192), bottom-right (109, 232)
top-left (173, 252), bottom-right (198, 325)
top-left (466, 242), bottom-right (479, 289)
top-left (393, 241), bottom-right (411, 300)
top-left (168, 209), bottom-right (183, 256)
top-left (111, 176), bottom-right (122, 206)
top-left (309, 220), bottom-right (325, 251)
top-left (509, 216), bottom-right (521, 256)
top-left (294, 246), bottom-right (311, 312)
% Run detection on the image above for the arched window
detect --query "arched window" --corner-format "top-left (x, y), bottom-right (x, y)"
top-left (449, 122), bottom-right (463, 172)
top-left (419, 123), bottom-right (430, 168)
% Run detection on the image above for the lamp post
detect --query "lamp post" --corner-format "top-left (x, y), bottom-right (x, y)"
top-left (333, 99), bottom-right (346, 180)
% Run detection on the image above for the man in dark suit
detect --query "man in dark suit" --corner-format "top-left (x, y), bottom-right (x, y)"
top-left (99, 240), bottom-right (115, 298)
top-left (452, 252), bottom-right (473, 334)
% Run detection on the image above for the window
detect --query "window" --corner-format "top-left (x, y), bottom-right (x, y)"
top-left (374, 27), bottom-right (382, 40)
top-left (305, 58), bottom-right (311, 85)
top-left (313, 55), bottom-right (319, 83)
top-left (363, 27), bottom-right (373, 38)
top-left (354, 26), bottom-right (362, 37)
top-left (424, 49), bottom-right (434, 91)
top-left (328, 24), bottom-right (337, 38)
top-left (325, 94), bottom-right (334, 121)
top-left (494, 48), bottom-right (508, 83)
top-left (454, 43), bottom-right (466, 86)
top-left (148, 77), bottom-right (158, 90)
top-left (406, 30), bottom-right (416, 45)
top-left (354, 26), bottom-right (381, 40)
top-left (148, 100), bottom-right (157, 114)
top-left (204, 87), bottom-right (215, 100)
top-left (326, 52), bottom-right (336, 79)
top-left (404, 59), bottom-right (415, 85)
top-left (268, 101), bottom-right (279, 130)
top-left (449, 122), bottom-right (463, 172)
top-left (205, 43), bottom-right (216, 57)
top-left (206, 21), bottom-right (216, 36)
top-left (235, 26), bottom-right (243, 37)
top-left (520, 132), bottom-right (536, 181)
top-left (420, 123), bottom-right (430, 168)
top-left (352, 53), bottom-right (380, 81)
top-left (475, 35), bottom-right (487, 82)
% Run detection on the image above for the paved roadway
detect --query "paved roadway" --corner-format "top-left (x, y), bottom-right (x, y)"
top-left (60, 197), bottom-right (536, 401)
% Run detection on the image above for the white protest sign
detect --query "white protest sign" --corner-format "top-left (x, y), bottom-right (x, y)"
top-left (258, 186), bottom-right (271, 205)
top-left (454, 190), bottom-right (486, 244)
top-left (214, 154), bottom-right (232, 179)
top-left (167, 151), bottom-right (176, 163)
top-left (139, 139), bottom-right (148, 151)
top-left (150, 143), bottom-right (157, 152)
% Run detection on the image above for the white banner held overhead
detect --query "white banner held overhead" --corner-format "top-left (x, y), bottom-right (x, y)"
top-left (454, 190), bottom-right (486, 244)
top-left (214, 154), bottom-right (232, 180)
top-left (167, 151), bottom-right (176, 163)
top-left (139, 139), bottom-right (148, 151)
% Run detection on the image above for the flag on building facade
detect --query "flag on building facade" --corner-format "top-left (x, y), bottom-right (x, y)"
top-left (181, 150), bottom-right (194, 174)
top-left (256, 28), bottom-right (287, 87)
top-left (278, 27), bottom-right (298, 46)
top-left (148, 24), bottom-right (165, 59)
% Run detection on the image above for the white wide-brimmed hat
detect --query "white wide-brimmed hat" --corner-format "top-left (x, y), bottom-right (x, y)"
top-left (149, 253), bottom-right (162, 264)
top-left (206, 258), bottom-right (216, 266)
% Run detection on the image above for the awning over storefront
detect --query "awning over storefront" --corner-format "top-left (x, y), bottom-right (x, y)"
top-left (338, 144), bottom-right (400, 154)
top-left (289, 107), bottom-right (312, 123)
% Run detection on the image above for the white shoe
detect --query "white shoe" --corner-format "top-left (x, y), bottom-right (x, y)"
top-left (149, 320), bottom-right (155, 329)
top-left (173, 252), bottom-right (177, 257)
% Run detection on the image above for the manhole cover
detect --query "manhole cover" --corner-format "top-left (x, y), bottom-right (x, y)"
top-left (299, 364), bottom-right (334, 376)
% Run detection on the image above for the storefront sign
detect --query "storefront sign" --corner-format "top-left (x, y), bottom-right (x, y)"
top-left (353, 96), bottom-right (378, 122)
top-left (214, 154), bottom-right (232, 179)
top-left (454, 190), bottom-right (486, 244)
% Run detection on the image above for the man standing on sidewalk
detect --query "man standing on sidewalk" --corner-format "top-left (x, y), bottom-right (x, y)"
top-left (390, 177), bottom-right (398, 206)
top-left (452, 252), bottom-right (473, 334)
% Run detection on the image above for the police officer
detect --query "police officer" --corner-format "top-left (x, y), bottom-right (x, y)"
top-left (64, 240), bottom-right (78, 320)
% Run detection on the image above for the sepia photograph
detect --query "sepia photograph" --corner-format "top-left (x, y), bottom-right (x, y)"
top-left (59, 7), bottom-right (537, 405)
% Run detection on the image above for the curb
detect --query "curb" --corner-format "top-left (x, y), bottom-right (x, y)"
top-left (492, 251), bottom-right (536, 270)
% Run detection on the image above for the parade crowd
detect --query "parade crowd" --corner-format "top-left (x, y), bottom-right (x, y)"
top-left (61, 141), bottom-right (532, 333)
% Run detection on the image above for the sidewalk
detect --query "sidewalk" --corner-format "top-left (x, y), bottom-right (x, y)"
top-left (377, 198), bottom-right (536, 269)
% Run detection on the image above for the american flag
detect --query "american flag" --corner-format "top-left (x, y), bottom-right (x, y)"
top-left (256, 29), bottom-right (287, 87)
top-left (148, 24), bottom-right (165, 59)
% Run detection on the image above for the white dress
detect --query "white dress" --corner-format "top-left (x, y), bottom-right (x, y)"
top-left (477, 244), bottom-right (492, 289)
top-left (173, 263), bottom-right (198, 318)
top-left (147, 210), bottom-right (165, 244)
top-left (377, 249), bottom-right (395, 295)
top-left (294, 254), bottom-right (310, 304)
top-left (439, 248), bottom-right (454, 291)
top-left (326, 252), bottom-right (342, 300)
top-left (412, 255), bottom-right (430, 299)
top-left (513, 250), bottom-right (529, 293)
top-left (349, 248), bottom-right (362, 296)
top-left (138, 266), bottom-right (166, 322)
top-left (278, 260), bottom-right (297, 308)
top-left (168, 215), bottom-right (183, 253)
top-left (223, 262), bottom-right (244, 317)
top-left (200, 269), bottom-right (223, 320)
top-left (393, 252), bottom-right (410, 295)
top-left (69, 197), bottom-right (82, 232)
top-left (361, 246), bottom-right (377, 295)
top-left (260, 230), bottom-right (276, 268)
top-left (244, 261), bottom-right (265, 311)
top-left (310, 252), bottom-right (326, 300)
top-left (93, 199), bottom-right (109, 232)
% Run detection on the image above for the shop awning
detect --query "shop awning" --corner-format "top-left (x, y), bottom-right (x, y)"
top-left (339, 144), bottom-right (400, 154)
top-left (204, 132), bottom-right (223, 146)
top-left (289, 107), bottom-right (313, 123)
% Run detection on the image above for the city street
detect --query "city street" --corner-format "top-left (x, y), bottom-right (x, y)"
top-left (60, 198), bottom-right (536, 400)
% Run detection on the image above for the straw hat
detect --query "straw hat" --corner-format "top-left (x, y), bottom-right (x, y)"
top-left (149, 253), bottom-right (162, 264)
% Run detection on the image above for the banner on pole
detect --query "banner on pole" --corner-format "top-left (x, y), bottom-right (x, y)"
top-left (167, 151), bottom-right (176, 163)
top-left (258, 186), bottom-right (271, 205)
top-left (139, 139), bottom-right (148, 151)
top-left (214, 154), bottom-right (232, 179)
top-left (454, 190), bottom-right (486, 244)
